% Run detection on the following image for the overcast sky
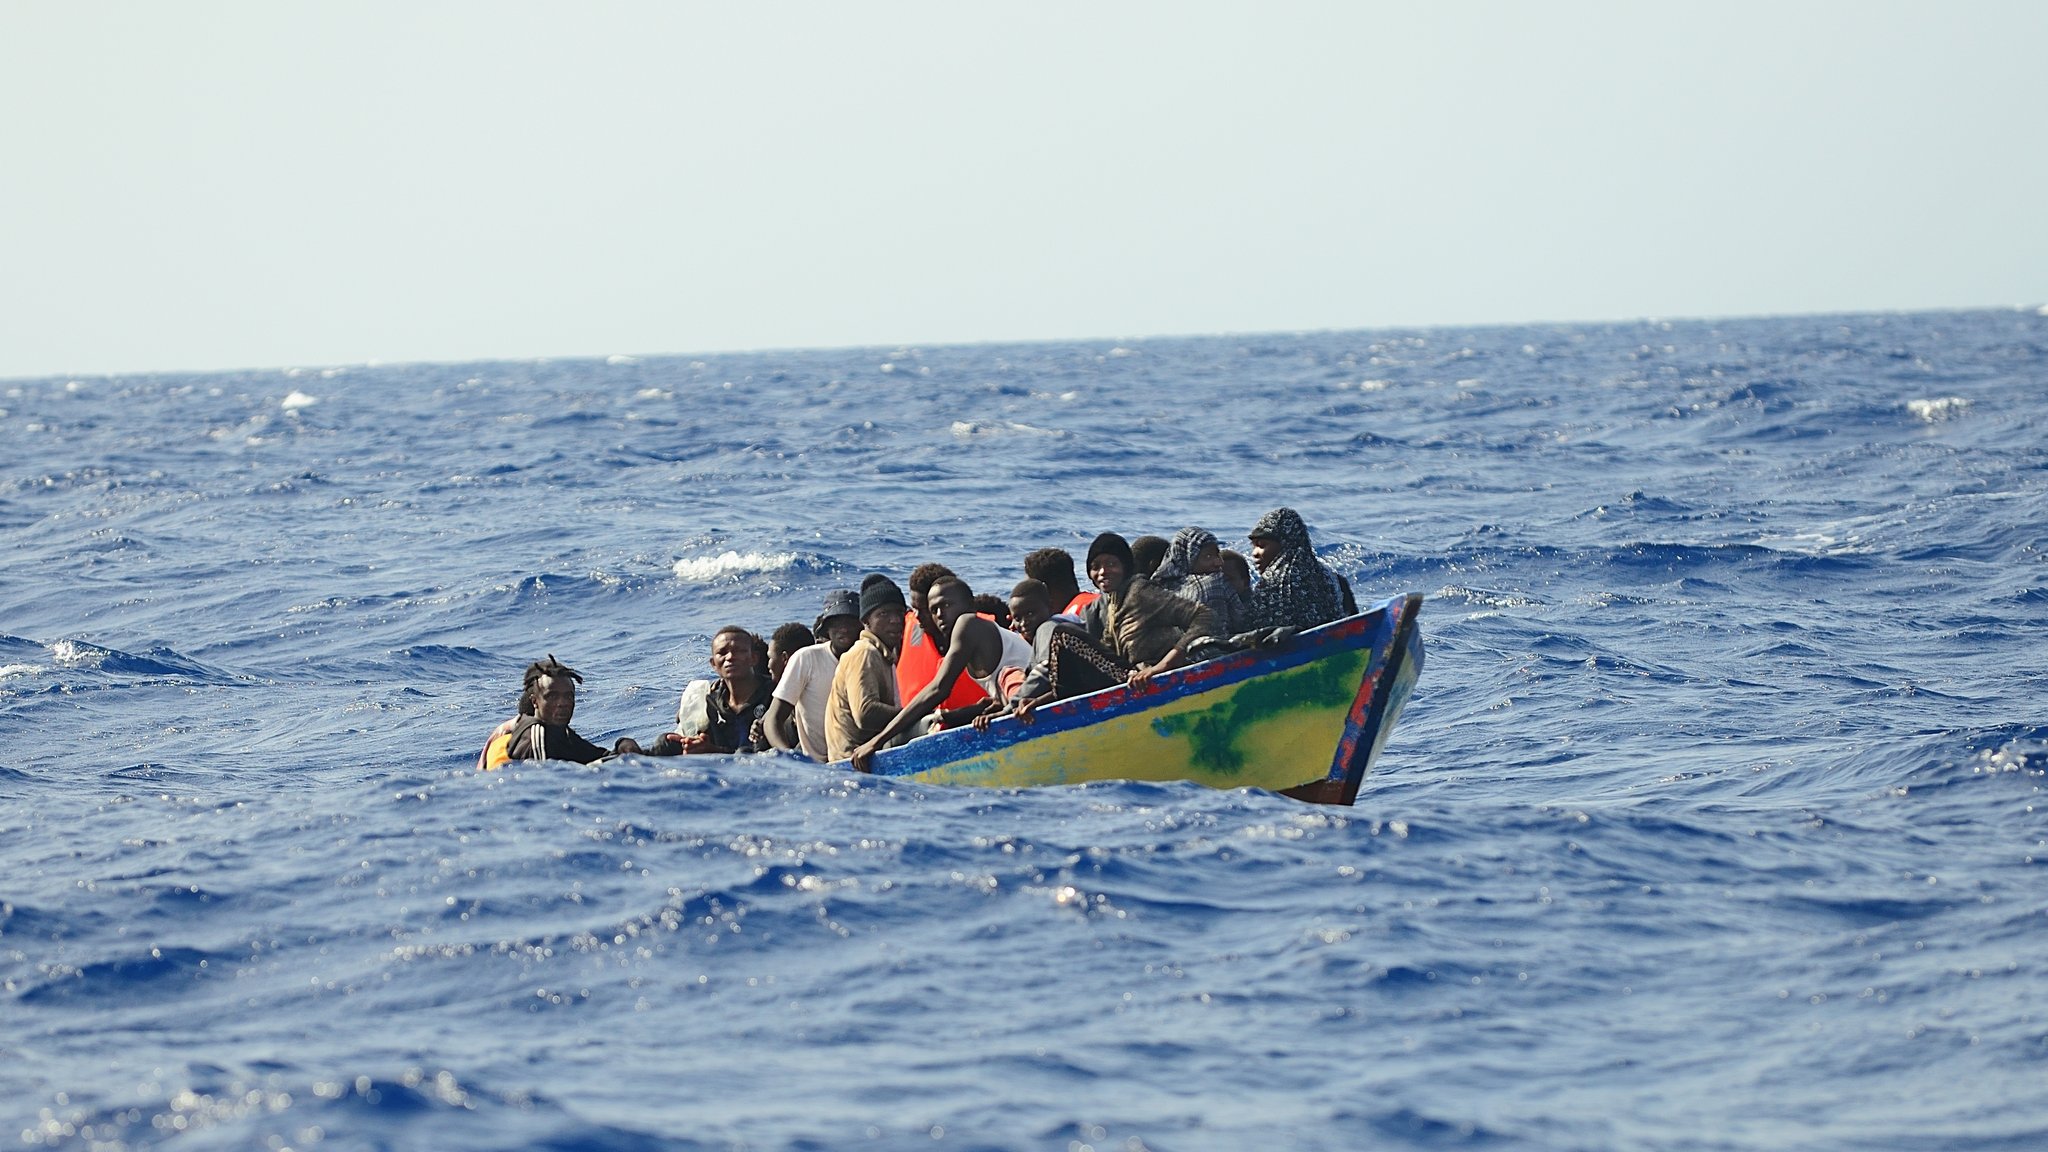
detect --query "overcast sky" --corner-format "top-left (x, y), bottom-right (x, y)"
top-left (3, 2), bottom-right (2043, 380)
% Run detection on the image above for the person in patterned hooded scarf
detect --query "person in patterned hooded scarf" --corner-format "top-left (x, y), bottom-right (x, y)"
top-left (1245, 508), bottom-right (1357, 632)
top-left (1150, 525), bottom-right (1247, 636)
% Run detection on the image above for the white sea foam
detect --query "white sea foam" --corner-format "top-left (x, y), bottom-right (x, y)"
top-left (672, 550), bottom-right (797, 583)
top-left (1436, 585), bottom-right (1540, 610)
top-left (608, 355), bottom-right (640, 366)
top-left (1905, 396), bottom-right (1970, 422)
top-left (950, 420), bottom-right (1060, 438)
top-left (282, 390), bottom-right (319, 411)
top-left (49, 639), bottom-right (102, 666)
top-left (0, 663), bottom-right (43, 680)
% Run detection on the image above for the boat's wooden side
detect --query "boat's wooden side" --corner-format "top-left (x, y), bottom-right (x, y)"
top-left (854, 593), bottom-right (1423, 803)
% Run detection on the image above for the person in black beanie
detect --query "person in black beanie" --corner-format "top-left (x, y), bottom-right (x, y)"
top-left (999, 532), bottom-right (1220, 721)
top-left (826, 573), bottom-right (909, 764)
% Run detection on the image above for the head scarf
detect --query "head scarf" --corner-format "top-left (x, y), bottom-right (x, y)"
top-left (1247, 508), bottom-right (1343, 630)
top-left (1152, 526), bottom-right (1218, 589)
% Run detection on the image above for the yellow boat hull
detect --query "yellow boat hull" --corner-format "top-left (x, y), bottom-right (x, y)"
top-left (855, 593), bottom-right (1424, 805)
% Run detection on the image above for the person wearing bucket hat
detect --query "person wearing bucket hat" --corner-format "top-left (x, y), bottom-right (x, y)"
top-left (763, 589), bottom-right (862, 761)
top-left (826, 574), bottom-right (909, 764)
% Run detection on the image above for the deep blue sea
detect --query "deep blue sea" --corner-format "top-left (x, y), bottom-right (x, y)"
top-left (4, 309), bottom-right (2046, 1151)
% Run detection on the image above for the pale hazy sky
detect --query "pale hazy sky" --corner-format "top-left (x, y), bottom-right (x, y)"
top-left (3, 2), bottom-right (2043, 380)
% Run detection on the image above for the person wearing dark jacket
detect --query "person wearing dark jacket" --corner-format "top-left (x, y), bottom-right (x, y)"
top-left (998, 532), bottom-right (1218, 720)
top-left (478, 656), bottom-right (646, 768)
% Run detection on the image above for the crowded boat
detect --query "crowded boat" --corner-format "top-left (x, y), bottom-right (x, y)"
top-left (477, 509), bottom-right (1360, 772)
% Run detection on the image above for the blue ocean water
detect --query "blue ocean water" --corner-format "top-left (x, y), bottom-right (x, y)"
top-left (3, 309), bottom-right (2046, 1151)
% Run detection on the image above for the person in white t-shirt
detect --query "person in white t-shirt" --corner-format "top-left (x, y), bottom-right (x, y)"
top-left (764, 589), bottom-right (861, 762)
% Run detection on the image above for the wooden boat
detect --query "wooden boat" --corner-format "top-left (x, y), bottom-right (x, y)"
top-left (851, 593), bottom-right (1423, 804)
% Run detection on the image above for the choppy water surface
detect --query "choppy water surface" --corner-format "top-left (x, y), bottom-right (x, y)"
top-left (4, 310), bottom-right (2047, 1150)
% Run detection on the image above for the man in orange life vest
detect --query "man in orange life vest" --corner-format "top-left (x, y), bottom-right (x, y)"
top-left (1023, 547), bottom-right (1100, 618)
top-left (851, 574), bottom-right (1033, 771)
top-left (895, 562), bottom-right (993, 725)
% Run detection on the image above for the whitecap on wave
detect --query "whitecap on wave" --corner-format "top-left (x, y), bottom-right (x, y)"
top-left (672, 550), bottom-right (797, 583)
top-left (1905, 396), bottom-right (1970, 422)
top-left (0, 662), bottom-right (43, 680)
top-left (1436, 585), bottom-right (1541, 610)
top-left (949, 420), bottom-right (1061, 438)
top-left (282, 390), bottom-right (319, 411)
top-left (49, 639), bottom-right (106, 666)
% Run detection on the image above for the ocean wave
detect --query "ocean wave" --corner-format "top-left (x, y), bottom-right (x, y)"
top-left (6, 309), bottom-right (2047, 1151)
top-left (670, 550), bottom-right (800, 583)
top-left (1434, 585), bottom-right (1543, 610)
top-left (1904, 396), bottom-right (1971, 422)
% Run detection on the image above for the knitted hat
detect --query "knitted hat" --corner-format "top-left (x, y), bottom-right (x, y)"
top-left (857, 573), bottom-right (906, 621)
top-left (1085, 532), bottom-right (1135, 574)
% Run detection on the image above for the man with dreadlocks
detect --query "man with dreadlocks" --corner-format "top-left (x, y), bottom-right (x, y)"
top-left (477, 656), bottom-right (648, 769)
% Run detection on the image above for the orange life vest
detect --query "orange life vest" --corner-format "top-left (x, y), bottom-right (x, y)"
top-left (895, 609), bottom-right (995, 709)
top-left (1064, 591), bottom-right (1100, 615)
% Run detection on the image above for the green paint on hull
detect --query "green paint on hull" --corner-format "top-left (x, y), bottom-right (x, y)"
top-left (1150, 648), bottom-right (1368, 773)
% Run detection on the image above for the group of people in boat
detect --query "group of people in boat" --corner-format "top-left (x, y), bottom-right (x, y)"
top-left (477, 508), bottom-right (1358, 773)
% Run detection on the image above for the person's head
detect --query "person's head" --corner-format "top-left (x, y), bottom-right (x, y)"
top-left (1192, 536), bottom-right (1223, 575)
top-left (1131, 535), bottom-right (1168, 579)
top-left (1022, 547), bottom-right (1081, 603)
top-left (1156, 526), bottom-right (1220, 584)
top-left (521, 655), bottom-right (583, 726)
top-left (927, 575), bottom-right (977, 638)
top-left (709, 626), bottom-right (756, 685)
top-left (907, 562), bottom-right (956, 622)
top-left (1219, 548), bottom-right (1253, 597)
top-left (816, 589), bottom-right (861, 655)
top-left (1248, 507), bottom-right (1313, 573)
top-left (1086, 532), bottom-right (1135, 595)
top-left (767, 622), bottom-right (814, 682)
top-left (973, 592), bottom-right (1011, 630)
top-left (858, 573), bottom-right (908, 648)
top-left (1008, 578), bottom-right (1054, 640)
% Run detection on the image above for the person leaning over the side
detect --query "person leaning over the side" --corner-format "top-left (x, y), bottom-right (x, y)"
top-left (850, 573), bottom-right (1033, 771)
